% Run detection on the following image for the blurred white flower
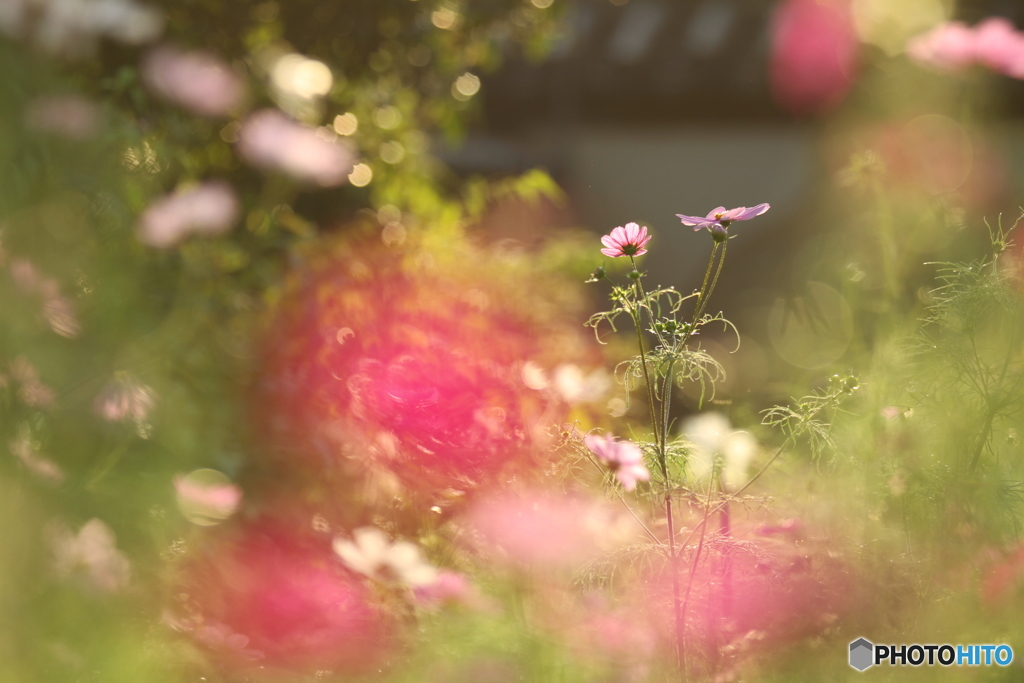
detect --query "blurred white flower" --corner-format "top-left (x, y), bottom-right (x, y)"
top-left (137, 181), bottom-right (240, 248)
top-left (552, 364), bottom-right (612, 404)
top-left (682, 412), bottom-right (758, 492)
top-left (142, 45), bottom-right (246, 117)
top-left (333, 527), bottom-right (438, 587)
top-left (51, 518), bottom-right (131, 592)
top-left (237, 109), bottom-right (354, 186)
top-left (0, 0), bottom-right (164, 58)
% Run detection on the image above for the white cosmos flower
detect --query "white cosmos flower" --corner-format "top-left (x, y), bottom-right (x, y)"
top-left (333, 527), bottom-right (438, 587)
top-left (682, 412), bottom-right (758, 492)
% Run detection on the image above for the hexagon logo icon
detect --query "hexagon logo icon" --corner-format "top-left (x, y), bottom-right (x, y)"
top-left (850, 638), bottom-right (874, 671)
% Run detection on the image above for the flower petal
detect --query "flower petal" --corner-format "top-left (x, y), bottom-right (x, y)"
top-left (722, 203), bottom-right (770, 221)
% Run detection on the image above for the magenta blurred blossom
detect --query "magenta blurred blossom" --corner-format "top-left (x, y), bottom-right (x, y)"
top-left (600, 222), bottom-right (651, 258)
top-left (676, 203), bottom-right (770, 231)
top-left (584, 433), bottom-right (651, 492)
top-left (770, 0), bottom-right (859, 114)
top-left (908, 18), bottom-right (1024, 78)
top-left (51, 518), bottom-right (131, 593)
top-left (333, 527), bottom-right (438, 587)
top-left (94, 376), bottom-right (155, 422)
top-left (179, 522), bottom-right (393, 672)
top-left (25, 94), bottom-right (101, 139)
top-left (142, 45), bottom-right (246, 117)
top-left (237, 109), bottom-right (354, 186)
top-left (137, 180), bottom-right (240, 248)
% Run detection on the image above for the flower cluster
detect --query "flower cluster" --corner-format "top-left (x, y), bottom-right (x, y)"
top-left (908, 17), bottom-right (1024, 78)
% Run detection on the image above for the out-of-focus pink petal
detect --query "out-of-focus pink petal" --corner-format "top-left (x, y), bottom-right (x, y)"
top-left (237, 110), bottom-right (354, 186)
top-left (138, 181), bottom-right (240, 248)
top-left (142, 45), bottom-right (246, 117)
top-left (721, 203), bottom-right (771, 221)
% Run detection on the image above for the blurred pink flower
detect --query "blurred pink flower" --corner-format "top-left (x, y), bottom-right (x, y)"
top-left (413, 570), bottom-right (470, 607)
top-left (237, 109), bottom-right (354, 186)
top-left (676, 203), bottom-right (770, 231)
top-left (142, 45), bottom-right (246, 117)
top-left (51, 518), bottom-right (131, 592)
top-left (178, 521), bottom-right (394, 672)
top-left (584, 433), bottom-right (651, 492)
top-left (600, 222), bottom-right (651, 258)
top-left (906, 21), bottom-right (978, 71)
top-left (94, 376), bottom-right (155, 422)
top-left (973, 18), bottom-right (1024, 76)
top-left (25, 94), bottom-right (101, 139)
top-left (770, 0), bottom-right (859, 114)
top-left (469, 493), bottom-right (601, 567)
top-left (137, 180), bottom-right (240, 248)
top-left (908, 18), bottom-right (1024, 79)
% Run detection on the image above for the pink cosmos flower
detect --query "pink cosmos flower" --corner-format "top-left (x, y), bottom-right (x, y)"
top-left (137, 180), bottom-right (240, 248)
top-left (142, 45), bottom-right (246, 117)
top-left (600, 222), bottom-right (651, 258)
top-left (237, 109), bottom-right (354, 186)
top-left (973, 17), bottom-right (1024, 76)
top-left (908, 18), bottom-right (1024, 79)
top-left (770, 0), bottom-right (860, 114)
top-left (584, 433), bottom-right (651, 491)
top-left (676, 203), bottom-right (771, 231)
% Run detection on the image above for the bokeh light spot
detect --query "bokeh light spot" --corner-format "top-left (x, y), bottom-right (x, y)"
top-left (348, 163), bottom-right (373, 187)
top-left (767, 282), bottom-right (853, 369)
top-left (333, 112), bottom-right (358, 135)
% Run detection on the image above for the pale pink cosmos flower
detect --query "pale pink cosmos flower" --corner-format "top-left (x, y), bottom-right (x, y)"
top-left (906, 21), bottom-right (978, 71)
top-left (412, 570), bottom-right (470, 607)
top-left (237, 109), bottom-right (354, 186)
top-left (676, 203), bottom-right (771, 231)
top-left (10, 355), bottom-right (56, 408)
top-left (908, 18), bottom-right (1024, 79)
top-left (94, 375), bottom-right (155, 422)
top-left (584, 433), bottom-right (651, 492)
top-left (25, 94), bottom-right (101, 139)
top-left (137, 180), bottom-right (240, 248)
top-left (9, 432), bottom-right (64, 485)
top-left (973, 17), bottom-right (1024, 77)
top-left (142, 45), bottom-right (246, 117)
top-left (600, 222), bottom-right (651, 258)
top-left (50, 518), bottom-right (131, 593)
